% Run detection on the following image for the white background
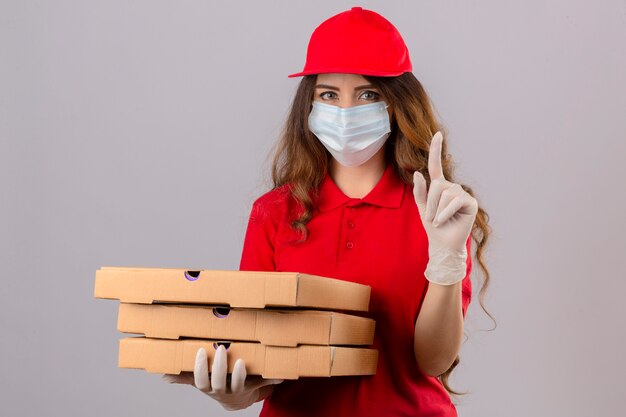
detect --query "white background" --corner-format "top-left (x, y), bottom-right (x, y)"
top-left (1, 1), bottom-right (625, 416)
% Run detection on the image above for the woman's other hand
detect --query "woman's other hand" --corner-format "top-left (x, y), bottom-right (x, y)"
top-left (413, 131), bottom-right (479, 285)
top-left (162, 345), bottom-right (284, 411)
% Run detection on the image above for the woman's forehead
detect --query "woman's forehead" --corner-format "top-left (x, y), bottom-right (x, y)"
top-left (315, 73), bottom-right (370, 85)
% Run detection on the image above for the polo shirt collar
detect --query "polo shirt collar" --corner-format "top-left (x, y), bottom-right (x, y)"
top-left (318, 163), bottom-right (406, 212)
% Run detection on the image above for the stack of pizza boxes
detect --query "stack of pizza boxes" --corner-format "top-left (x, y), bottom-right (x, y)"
top-left (94, 267), bottom-right (378, 380)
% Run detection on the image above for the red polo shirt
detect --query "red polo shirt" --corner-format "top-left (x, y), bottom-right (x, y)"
top-left (239, 162), bottom-right (472, 417)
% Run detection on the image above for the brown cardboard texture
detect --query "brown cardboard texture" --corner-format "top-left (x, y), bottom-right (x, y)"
top-left (95, 266), bottom-right (371, 311)
top-left (117, 303), bottom-right (376, 346)
top-left (119, 337), bottom-right (379, 379)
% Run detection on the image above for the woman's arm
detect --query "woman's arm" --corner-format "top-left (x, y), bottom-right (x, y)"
top-left (239, 196), bottom-right (279, 272)
top-left (240, 195), bottom-right (283, 404)
top-left (413, 236), bottom-right (472, 377)
top-left (413, 280), bottom-right (464, 377)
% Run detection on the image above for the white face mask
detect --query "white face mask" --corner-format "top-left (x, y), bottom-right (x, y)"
top-left (308, 101), bottom-right (391, 167)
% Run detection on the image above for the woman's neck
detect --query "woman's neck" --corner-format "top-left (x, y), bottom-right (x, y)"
top-left (328, 147), bottom-right (387, 199)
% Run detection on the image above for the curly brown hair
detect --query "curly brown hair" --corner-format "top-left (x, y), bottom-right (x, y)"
top-left (262, 72), bottom-right (494, 398)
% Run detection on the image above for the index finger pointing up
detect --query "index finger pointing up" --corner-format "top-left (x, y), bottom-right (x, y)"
top-left (428, 131), bottom-right (445, 180)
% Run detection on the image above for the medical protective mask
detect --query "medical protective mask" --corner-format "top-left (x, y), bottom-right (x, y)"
top-left (308, 100), bottom-right (391, 167)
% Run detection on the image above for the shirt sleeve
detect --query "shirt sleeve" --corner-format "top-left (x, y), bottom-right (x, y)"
top-left (461, 235), bottom-right (473, 318)
top-left (238, 197), bottom-right (279, 272)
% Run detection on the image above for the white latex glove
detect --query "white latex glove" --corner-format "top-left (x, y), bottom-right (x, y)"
top-left (162, 345), bottom-right (284, 411)
top-left (413, 131), bottom-right (478, 286)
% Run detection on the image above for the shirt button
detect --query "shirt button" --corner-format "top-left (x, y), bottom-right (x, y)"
top-left (348, 221), bottom-right (355, 228)
top-left (346, 241), bottom-right (354, 249)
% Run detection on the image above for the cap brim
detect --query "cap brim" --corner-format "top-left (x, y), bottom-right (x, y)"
top-left (287, 71), bottom-right (308, 78)
top-left (288, 68), bottom-right (411, 78)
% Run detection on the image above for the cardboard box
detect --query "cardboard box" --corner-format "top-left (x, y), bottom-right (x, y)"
top-left (119, 337), bottom-right (379, 379)
top-left (95, 266), bottom-right (371, 312)
top-left (117, 303), bottom-right (376, 346)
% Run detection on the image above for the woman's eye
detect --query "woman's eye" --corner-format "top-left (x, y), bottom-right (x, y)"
top-left (319, 91), bottom-right (337, 100)
top-left (317, 90), bottom-right (379, 101)
top-left (360, 90), bottom-right (380, 100)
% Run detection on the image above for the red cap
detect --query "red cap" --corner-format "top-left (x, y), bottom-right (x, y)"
top-left (288, 7), bottom-right (412, 78)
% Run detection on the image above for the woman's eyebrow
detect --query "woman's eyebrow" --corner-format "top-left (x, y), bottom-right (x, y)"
top-left (315, 84), bottom-right (377, 91)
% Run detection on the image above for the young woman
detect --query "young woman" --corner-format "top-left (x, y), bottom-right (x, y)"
top-left (164, 7), bottom-right (492, 416)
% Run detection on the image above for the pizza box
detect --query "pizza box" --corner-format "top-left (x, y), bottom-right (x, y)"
top-left (94, 266), bottom-right (371, 312)
top-left (117, 303), bottom-right (375, 346)
top-left (119, 337), bottom-right (379, 379)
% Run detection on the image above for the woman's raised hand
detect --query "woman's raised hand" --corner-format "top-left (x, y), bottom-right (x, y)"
top-left (162, 345), bottom-right (284, 411)
top-left (412, 131), bottom-right (478, 286)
